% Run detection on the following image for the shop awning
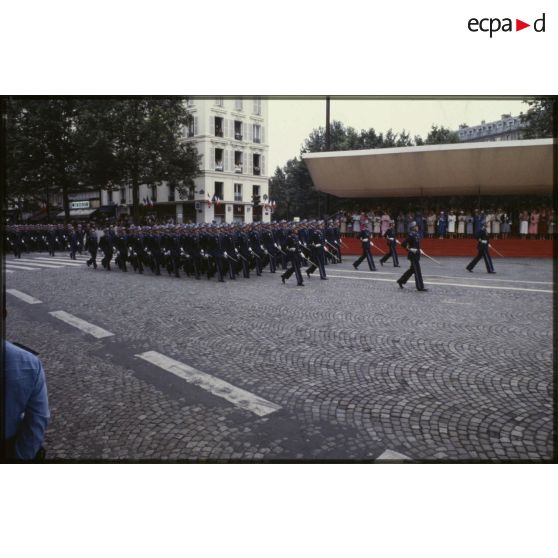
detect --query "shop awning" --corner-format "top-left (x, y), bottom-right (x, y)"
top-left (56, 209), bottom-right (97, 218)
top-left (302, 138), bottom-right (555, 198)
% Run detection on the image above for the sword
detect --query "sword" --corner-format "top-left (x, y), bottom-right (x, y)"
top-left (297, 244), bottom-right (318, 267)
top-left (224, 252), bottom-right (239, 263)
top-left (420, 250), bottom-right (442, 265)
top-left (489, 244), bottom-right (504, 257)
top-left (237, 252), bottom-right (249, 264)
top-left (249, 248), bottom-right (262, 261)
top-left (324, 241), bottom-right (341, 263)
top-left (370, 242), bottom-right (386, 255)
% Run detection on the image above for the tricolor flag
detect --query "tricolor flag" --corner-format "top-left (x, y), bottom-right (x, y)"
top-left (207, 191), bottom-right (212, 208)
top-left (212, 194), bottom-right (221, 207)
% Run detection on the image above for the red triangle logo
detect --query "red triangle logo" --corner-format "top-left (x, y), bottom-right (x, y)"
top-left (516, 19), bottom-right (530, 31)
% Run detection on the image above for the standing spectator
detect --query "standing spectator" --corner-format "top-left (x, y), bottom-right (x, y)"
top-left (366, 210), bottom-right (374, 235)
top-left (500, 210), bottom-right (511, 240)
top-left (548, 209), bottom-right (555, 237)
top-left (457, 210), bottom-right (466, 238)
top-left (484, 209), bottom-right (494, 235)
top-left (528, 208), bottom-right (539, 239)
top-left (396, 211), bottom-right (405, 237)
top-left (414, 209), bottom-right (424, 237)
top-left (492, 210), bottom-right (501, 239)
top-left (539, 209), bottom-right (548, 240)
top-left (519, 210), bottom-right (529, 239)
top-left (405, 211), bottom-right (414, 235)
top-left (351, 211), bottom-right (360, 238)
top-left (447, 209), bottom-right (457, 239)
top-left (465, 211), bottom-right (473, 238)
top-left (346, 216), bottom-right (353, 237)
top-left (3, 337), bottom-right (50, 462)
top-left (437, 211), bottom-right (448, 239)
top-left (473, 209), bottom-right (483, 237)
top-left (380, 210), bottom-right (391, 236)
top-left (426, 210), bottom-right (436, 238)
top-left (371, 211), bottom-right (380, 238)
top-left (359, 211), bottom-right (369, 235)
top-left (339, 213), bottom-right (347, 236)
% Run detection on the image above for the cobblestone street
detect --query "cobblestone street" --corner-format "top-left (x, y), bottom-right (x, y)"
top-left (5, 253), bottom-right (554, 461)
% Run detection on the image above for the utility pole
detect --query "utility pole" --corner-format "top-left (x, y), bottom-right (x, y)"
top-left (324, 96), bottom-right (331, 218)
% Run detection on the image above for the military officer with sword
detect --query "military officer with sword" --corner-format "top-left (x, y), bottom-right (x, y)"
top-left (466, 222), bottom-right (496, 274)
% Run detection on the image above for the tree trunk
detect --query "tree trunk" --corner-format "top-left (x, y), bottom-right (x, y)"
top-left (62, 180), bottom-right (70, 224)
top-left (132, 176), bottom-right (140, 224)
top-left (45, 183), bottom-right (50, 221)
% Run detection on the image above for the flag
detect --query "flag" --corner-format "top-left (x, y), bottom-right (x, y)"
top-left (212, 194), bottom-right (221, 207)
top-left (207, 191), bottom-right (212, 208)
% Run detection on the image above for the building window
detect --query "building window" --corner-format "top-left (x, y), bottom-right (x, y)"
top-left (253, 153), bottom-right (261, 175)
top-left (234, 120), bottom-right (243, 140)
top-left (120, 187), bottom-right (126, 204)
top-left (107, 189), bottom-right (113, 203)
top-left (253, 97), bottom-right (261, 115)
top-left (252, 184), bottom-right (260, 197)
top-left (234, 151), bottom-right (243, 173)
top-left (214, 182), bottom-right (224, 200)
top-left (215, 97), bottom-right (224, 107)
top-left (215, 148), bottom-right (224, 171)
top-left (215, 116), bottom-right (224, 137)
top-left (235, 98), bottom-right (243, 111)
top-left (253, 124), bottom-right (261, 143)
top-left (151, 185), bottom-right (157, 202)
top-left (234, 183), bottom-right (243, 202)
top-left (168, 184), bottom-right (175, 202)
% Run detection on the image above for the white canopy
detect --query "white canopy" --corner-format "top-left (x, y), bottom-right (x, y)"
top-left (302, 139), bottom-right (555, 198)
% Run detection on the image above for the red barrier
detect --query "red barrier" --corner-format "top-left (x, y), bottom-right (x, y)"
top-left (340, 237), bottom-right (555, 258)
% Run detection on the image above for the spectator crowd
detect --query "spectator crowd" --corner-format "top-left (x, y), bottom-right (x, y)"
top-left (336, 207), bottom-right (555, 239)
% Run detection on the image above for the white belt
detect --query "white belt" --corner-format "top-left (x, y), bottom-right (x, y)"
top-left (387, 237), bottom-right (394, 241)
top-left (363, 239), bottom-right (370, 243)
top-left (288, 248), bottom-right (296, 252)
top-left (481, 240), bottom-right (488, 244)
top-left (313, 243), bottom-right (322, 247)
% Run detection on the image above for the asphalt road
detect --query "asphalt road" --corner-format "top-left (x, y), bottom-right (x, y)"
top-left (4, 251), bottom-right (554, 461)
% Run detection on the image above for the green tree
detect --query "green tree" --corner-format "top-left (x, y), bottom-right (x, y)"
top-left (104, 98), bottom-right (201, 222)
top-left (423, 125), bottom-right (460, 144)
top-left (521, 97), bottom-right (554, 139)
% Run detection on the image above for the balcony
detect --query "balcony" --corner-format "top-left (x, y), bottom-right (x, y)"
top-left (253, 166), bottom-right (261, 176)
top-left (235, 133), bottom-right (243, 140)
top-left (234, 165), bottom-right (243, 174)
top-left (253, 137), bottom-right (261, 144)
top-left (234, 194), bottom-right (242, 202)
top-left (215, 161), bottom-right (224, 172)
top-left (215, 127), bottom-right (223, 138)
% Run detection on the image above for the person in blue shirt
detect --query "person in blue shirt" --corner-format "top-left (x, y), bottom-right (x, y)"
top-left (3, 340), bottom-right (50, 462)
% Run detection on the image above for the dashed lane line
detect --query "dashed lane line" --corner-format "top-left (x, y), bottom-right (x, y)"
top-left (5, 264), bottom-right (40, 271)
top-left (5, 260), bottom-right (64, 269)
top-left (135, 350), bottom-right (282, 417)
top-left (28, 257), bottom-right (83, 266)
top-left (49, 310), bottom-right (114, 339)
top-left (327, 274), bottom-right (553, 294)
top-left (375, 449), bottom-right (412, 461)
top-left (334, 266), bottom-right (553, 285)
top-left (6, 289), bottom-right (42, 304)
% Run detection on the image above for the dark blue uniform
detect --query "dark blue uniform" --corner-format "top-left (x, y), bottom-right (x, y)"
top-left (379, 226), bottom-right (399, 267)
top-left (306, 228), bottom-right (327, 279)
top-left (397, 230), bottom-right (426, 291)
top-left (466, 227), bottom-right (495, 273)
top-left (85, 229), bottom-right (98, 269)
top-left (352, 229), bottom-right (376, 271)
top-left (281, 232), bottom-right (304, 286)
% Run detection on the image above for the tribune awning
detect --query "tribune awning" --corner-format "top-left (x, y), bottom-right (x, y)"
top-left (302, 139), bottom-right (555, 198)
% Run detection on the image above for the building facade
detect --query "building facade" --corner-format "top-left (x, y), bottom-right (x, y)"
top-left (457, 113), bottom-right (526, 143)
top-left (99, 97), bottom-right (271, 224)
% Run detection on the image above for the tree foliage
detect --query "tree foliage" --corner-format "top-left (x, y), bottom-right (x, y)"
top-left (5, 98), bottom-right (201, 222)
top-left (521, 97), bottom-right (554, 139)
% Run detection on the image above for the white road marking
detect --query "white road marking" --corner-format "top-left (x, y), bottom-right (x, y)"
top-left (28, 257), bottom-right (82, 266)
top-left (6, 289), bottom-right (42, 304)
top-left (376, 449), bottom-right (412, 461)
top-left (441, 299), bottom-right (473, 306)
top-left (49, 311), bottom-right (114, 338)
top-left (5, 270), bottom-right (14, 273)
top-left (5, 260), bottom-right (62, 269)
top-left (5, 264), bottom-right (40, 271)
top-left (338, 267), bottom-right (553, 285)
top-left (136, 350), bottom-right (282, 417)
top-left (327, 274), bottom-right (553, 294)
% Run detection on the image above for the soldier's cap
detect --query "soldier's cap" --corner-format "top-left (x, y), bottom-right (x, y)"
top-left (409, 221), bottom-right (417, 229)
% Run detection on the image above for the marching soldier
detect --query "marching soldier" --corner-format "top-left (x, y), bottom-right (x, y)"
top-left (466, 222), bottom-right (496, 274)
top-left (306, 222), bottom-right (327, 280)
top-left (379, 220), bottom-right (400, 267)
top-left (397, 221), bottom-right (428, 291)
top-left (281, 227), bottom-right (305, 287)
top-left (99, 226), bottom-right (115, 271)
top-left (85, 224), bottom-right (98, 269)
top-left (352, 227), bottom-right (377, 271)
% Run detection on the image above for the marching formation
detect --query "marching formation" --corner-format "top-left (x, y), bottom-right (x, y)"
top-left (4, 219), bottom-right (499, 289)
